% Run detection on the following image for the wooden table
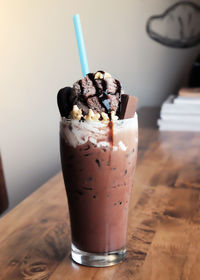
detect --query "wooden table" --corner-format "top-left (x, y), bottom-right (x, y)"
top-left (1, 127), bottom-right (200, 280)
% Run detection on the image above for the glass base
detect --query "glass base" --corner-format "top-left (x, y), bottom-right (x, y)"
top-left (71, 243), bottom-right (126, 267)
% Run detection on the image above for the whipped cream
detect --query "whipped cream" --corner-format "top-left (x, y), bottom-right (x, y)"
top-left (60, 113), bottom-right (138, 151)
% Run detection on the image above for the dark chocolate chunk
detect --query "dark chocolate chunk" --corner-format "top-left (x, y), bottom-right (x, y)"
top-left (72, 82), bottom-right (81, 96)
top-left (76, 100), bottom-right (89, 115)
top-left (87, 96), bottom-right (105, 114)
top-left (119, 94), bottom-right (138, 119)
top-left (83, 144), bottom-right (90, 150)
top-left (106, 77), bottom-right (118, 94)
top-left (126, 148), bottom-right (135, 158)
top-left (108, 93), bottom-right (120, 112)
top-left (81, 75), bottom-right (96, 98)
top-left (95, 159), bottom-right (101, 168)
top-left (76, 190), bottom-right (84, 196)
top-left (84, 153), bottom-right (92, 157)
top-left (95, 79), bottom-right (104, 91)
top-left (83, 187), bottom-right (93, 190)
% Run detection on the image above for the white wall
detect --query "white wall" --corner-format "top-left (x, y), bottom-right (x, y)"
top-left (1, 0), bottom-right (200, 211)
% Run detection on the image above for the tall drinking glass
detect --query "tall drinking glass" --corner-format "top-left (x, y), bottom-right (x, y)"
top-left (60, 114), bottom-right (138, 267)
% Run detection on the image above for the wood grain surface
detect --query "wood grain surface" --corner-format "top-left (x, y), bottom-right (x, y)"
top-left (0, 128), bottom-right (200, 280)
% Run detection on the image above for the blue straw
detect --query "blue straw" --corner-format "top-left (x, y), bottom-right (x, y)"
top-left (73, 14), bottom-right (89, 77)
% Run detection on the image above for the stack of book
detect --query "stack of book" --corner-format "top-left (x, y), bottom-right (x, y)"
top-left (158, 88), bottom-right (200, 131)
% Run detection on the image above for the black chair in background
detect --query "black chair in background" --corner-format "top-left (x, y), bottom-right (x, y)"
top-left (0, 154), bottom-right (8, 215)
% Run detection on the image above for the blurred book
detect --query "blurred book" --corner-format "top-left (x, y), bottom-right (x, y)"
top-left (178, 87), bottom-right (200, 98)
top-left (174, 96), bottom-right (200, 105)
top-left (161, 95), bottom-right (200, 115)
top-left (158, 119), bottom-right (200, 131)
top-left (158, 88), bottom-right (200, 131)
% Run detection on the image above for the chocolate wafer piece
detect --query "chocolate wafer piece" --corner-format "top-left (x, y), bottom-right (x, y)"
top-left (119, 94), bottom-right (138, 119)
top-left (57, 87), bottom-right (72, 117)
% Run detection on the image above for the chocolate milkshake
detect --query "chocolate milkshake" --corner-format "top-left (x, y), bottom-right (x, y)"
top-left (57, 71), bottom-right (138, 267)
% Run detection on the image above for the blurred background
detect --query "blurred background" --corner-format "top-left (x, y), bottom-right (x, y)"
top-left (1, 0), bottom-right (200, 211)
